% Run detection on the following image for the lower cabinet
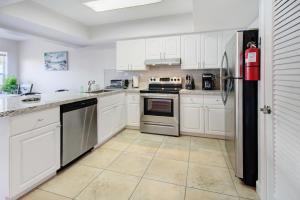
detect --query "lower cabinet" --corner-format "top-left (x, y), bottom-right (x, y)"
top-left (204, 106), bottom-right (225, 136)
top-left (126, 94), bottom-right (140, 127)
top-left (180, 94), bottom-right (225, 138)
top-left (10, 122), bottom-right (60, 198)
top-left (97, 93), bottom-right (126, 145)
top-left (181, 104), bottom-right (204, 133)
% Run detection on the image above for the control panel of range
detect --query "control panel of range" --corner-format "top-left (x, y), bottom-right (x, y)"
top-left (149, 77), bottom-right (182, 84)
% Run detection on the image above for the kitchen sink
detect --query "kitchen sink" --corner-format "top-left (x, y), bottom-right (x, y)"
top-left (85, 89), bottom-right (114, 94)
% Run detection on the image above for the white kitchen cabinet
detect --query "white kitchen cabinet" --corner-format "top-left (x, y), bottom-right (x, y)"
top-left (201, 32), bottom-right (222, 69)
top-left (181, 105), bottom-right (204, 133)
top-left (164, 36), bottom-right (181, 59)
top-left (180, 94), bottom-right (225, 138)
top-left (146, 36), bottom-right (180, 60)
top-left (10, 123), bottom-right (60, 197)
top-left (98, 93), bottom-right (126, 144)
top-left (126, 93), bottom-right (140, 127)
top-left (116, 39), bottom-right (146, 71)
top-left (204, 106), bottom-right (225, 136)
top-left (98, 105), bottom-right (116, 143)
top-left (180, 34), bottom-right (201, 69)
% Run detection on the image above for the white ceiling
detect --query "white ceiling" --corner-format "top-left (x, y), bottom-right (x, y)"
top-left (31, 0), bottom-right (193, 26)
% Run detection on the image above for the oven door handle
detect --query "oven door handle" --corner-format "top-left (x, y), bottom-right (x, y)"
top-left (140, 93), bottom-right (179, 98)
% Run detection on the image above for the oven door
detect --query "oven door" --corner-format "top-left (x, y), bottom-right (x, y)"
top-left (140, 93), bottom-right (179, 125)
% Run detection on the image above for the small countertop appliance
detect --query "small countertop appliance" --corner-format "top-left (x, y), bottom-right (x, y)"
top-left (185, 74), bottom-right (195, 90)
top-left (202, 73), bottom-right (215, 90)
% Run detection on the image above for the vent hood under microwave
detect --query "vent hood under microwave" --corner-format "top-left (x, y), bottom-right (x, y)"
top-left (144, 58), bottom-right (181, 66)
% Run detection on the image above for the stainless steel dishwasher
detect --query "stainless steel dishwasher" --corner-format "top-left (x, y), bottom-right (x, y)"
top-left (60, 98), bottom-right (97, 167)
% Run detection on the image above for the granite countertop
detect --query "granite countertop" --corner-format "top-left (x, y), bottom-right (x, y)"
top-left (180, 89), bottom-right (221, 95)
top-left (0, 88), bottom-right (139, 118)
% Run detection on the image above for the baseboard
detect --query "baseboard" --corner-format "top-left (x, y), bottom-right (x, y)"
top-left (181, 131), bottom-right (225, 140)
top-left (125, 125), bottom-right (140, 130)
top-left (256, 180), bottom-right (262, 200)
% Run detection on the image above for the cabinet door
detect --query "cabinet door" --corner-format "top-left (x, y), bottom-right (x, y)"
top-left (146, 38), bottom-right (164, 60)
top-left (116, 41), bottom-right (130, 71)
top-left (10, 123), bottom-right (60, 197)
top-left (131, 39), bottom-right (146, 70)
top-left (115, 104), bottom-right (126, 132)
top-left (201, 32), bottom-right (222, 69)
top-left (127, 103), bottom-right (140, 127)
top-left (180, 105), bottom-right (204, 133)
top-left (98, 106), bottom-right (115, 144)
top-left (163, 36), bottom-right (181, 59)
top-left (205, 106), bottom-right (225, 137)
top-left (181, 34), bottom-right (201, 69)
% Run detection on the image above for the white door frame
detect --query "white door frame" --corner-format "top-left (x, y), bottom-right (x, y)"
top-left (258, 0), bottom-right (274, 199)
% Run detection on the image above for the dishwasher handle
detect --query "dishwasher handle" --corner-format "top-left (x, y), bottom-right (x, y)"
top-left (61, 98), bottom-right (98, 113)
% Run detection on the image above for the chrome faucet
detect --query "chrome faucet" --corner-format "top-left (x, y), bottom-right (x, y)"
top-left (87, 80), bottom-right (96, 92)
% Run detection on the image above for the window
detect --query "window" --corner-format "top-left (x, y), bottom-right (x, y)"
top-left (0, 52), bottom-right (7, 84)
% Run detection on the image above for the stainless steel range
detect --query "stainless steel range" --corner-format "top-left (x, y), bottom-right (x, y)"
top-left (140, 77), bottom-right (182, 136)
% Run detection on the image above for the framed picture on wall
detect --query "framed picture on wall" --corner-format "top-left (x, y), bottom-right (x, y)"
top-left (44, 51), bottom-right (68, 71)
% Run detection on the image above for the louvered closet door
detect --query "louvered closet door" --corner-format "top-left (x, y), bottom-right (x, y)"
top-left (272, 0), bottom-right (300, 199)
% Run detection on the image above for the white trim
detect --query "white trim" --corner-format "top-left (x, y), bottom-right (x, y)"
top-left (258, 0), bottom-right (274, 199)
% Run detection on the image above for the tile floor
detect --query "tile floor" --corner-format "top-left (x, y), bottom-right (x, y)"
top-left (21, 129), bottom-right (258, 200)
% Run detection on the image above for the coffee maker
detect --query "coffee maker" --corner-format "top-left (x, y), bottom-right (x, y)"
top-left (202, 73), bottom-right (215, 90)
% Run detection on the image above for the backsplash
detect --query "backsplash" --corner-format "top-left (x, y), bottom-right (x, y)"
top-left (104, 66), bottom-right (221, 90)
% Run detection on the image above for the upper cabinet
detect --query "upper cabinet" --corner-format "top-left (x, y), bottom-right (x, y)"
top-left (180, 31), bottom-right (235, 70)
top-left (116, 30), bottom-right (236, 71)
top-left (181, 34), bottom-right (201, 69)
top-left (146, 36), bottom-right (181, 60)
top-left (201, 32), bottom-right (223, 69)
top-left (116, 39), bottom-right (146, 71)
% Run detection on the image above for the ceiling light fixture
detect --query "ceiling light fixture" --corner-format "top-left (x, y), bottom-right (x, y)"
top-left (83, 0), bottom-right (163, 12)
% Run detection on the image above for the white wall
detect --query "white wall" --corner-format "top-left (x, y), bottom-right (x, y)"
top-left (0, 37), bottom-right (18, 78)
top-left (19, 39), bottom-right (115, 93)
top-left (90, 13), bottom-right (194, 44)
top-left (193, 0), bottom-right (259, 32)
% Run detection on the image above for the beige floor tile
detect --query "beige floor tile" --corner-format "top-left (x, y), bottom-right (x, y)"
top-left (130, 179), bottom-right (185, 200)
top-left (138, 133), bottom-right (165, 142)
top-left (39, 165), bottom-right (101, 198)
top-left (189, 148), bottom-right (227, 168)
top-left (191, 137), bottom-right (222, 152)
top-left (116, 129), bottom-right (141, 140)
top-left (76, 170), bottom-right (140, 200)
top-left (229, 170), bottom-right (258, 199)
top-left (187, 163), bottom-right (237, 196)
top-left (21, 189), bottom-right (71, 200)
top-left (156, 142), bottom-right (189, 162)
top-left (144, 158), bottom-right (188, 186)
top-left (107, 152), bottom-right (152, 176)
top-left (185, 188), bottom-right (239, 200)
top-left (101, 137), bottom-right (132, 151)
top-left (126, 139), bottom-right (161, 156)
top-left (224, 154), bottom-right (233, 169)
top-left (78, 148), bottom-right (121, 169)
top-left (164, 135), bottom-right (190, 147)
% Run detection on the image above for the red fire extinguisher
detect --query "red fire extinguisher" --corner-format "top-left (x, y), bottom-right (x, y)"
top-left (245, 42), bottom-right (260, 81)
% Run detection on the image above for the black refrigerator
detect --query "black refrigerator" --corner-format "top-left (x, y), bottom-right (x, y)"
top-left (221, 29), bottom-right (259, 186)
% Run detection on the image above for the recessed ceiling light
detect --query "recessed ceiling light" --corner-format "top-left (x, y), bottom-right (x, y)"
top-left (83, 0), bottom-right (163, 12)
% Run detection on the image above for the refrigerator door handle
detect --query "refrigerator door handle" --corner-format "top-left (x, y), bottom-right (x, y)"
top-left (221, 51), bottom-right (230, 105)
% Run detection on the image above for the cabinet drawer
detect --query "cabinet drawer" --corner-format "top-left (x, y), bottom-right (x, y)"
top-left (10, 108), bottom-right (60, 136)
top-left (127, 94), bottom-right (140, 104)
top-left (203, 95), bottom-right (223, 105)
top-left (98, 93), bottom-right (125, 109)
top-left (180, 95), bottom-right (203, 105)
